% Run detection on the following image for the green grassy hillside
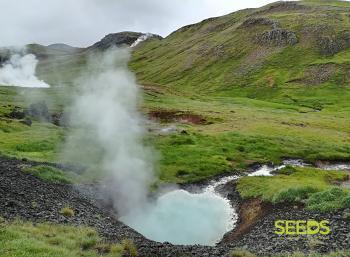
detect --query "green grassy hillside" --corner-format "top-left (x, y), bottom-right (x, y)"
top-left (127, 0), bottom-right (350, 182)
top-left (0, 0), bottom-right (349, 184)
top-left (130, 0), bottom-right (350, 99)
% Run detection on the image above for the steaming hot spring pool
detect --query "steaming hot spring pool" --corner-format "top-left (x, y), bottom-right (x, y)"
top-left (120, 176), bottom-right (238, 246)
top-left (119, 159), bottom-right (348, 246)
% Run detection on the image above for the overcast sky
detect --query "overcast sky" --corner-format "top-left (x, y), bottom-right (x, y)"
top-left (0, 0), bottom-right (279, 47)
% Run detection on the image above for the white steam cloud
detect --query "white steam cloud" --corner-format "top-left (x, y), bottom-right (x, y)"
top-left (0, 53), bottom-right (50, 88)
top-left (64, 47), bottom-right (154, 216)
top-left (63, 46), bottom-right (235, 246)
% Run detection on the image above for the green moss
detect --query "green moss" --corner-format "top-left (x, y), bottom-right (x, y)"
top-left (0, 117), bottom-right (63, 162)
top-left (0, 219), bottom-right (132, 257)
top-left (237, 166), bottom-right (348, 206)
top-left (154, 128), bottom-right (350, 183)
top-left (130, 0), bottom-right (350, 97)
top-left (23, 166), bottom-right (77, 184)
top-left (59, 207), bottom-right (75, 217)
top-left (272, 186), bottom-right (319, 203)
top-left (307, 187), bottom-right (350, 211)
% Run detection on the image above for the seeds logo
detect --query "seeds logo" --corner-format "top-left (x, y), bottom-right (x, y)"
top-left (275, 220), bottom-right (331, 235)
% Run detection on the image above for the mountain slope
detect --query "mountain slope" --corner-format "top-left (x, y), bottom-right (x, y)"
top-left (130, 0), bottom-right (350, 107)
top-left (0, 1), bottom-right (349, 183)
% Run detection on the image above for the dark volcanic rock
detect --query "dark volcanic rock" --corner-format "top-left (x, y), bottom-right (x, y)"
top-left (0, 156), bottom-right (349, 256)
top-left (7, 102), bottom-right (68, 127)
top-left (0, 157), bottom-right (232, 257)
top-left (0, 55), bottom-right (9, 66)
top-left (228, 205), bottom-right (350, 255)
top-left (7, 107), bottom-right (26, 119)
top-left (88, 32), bottom-right (160, 51)
top-left (0, 48), bottom-right (11, 65)
top-left (257, 28), bottom-right (298, 47)
top-left (51, 112), bottom-right (69, 127)
top-left (241, 17), bottom-right (279, 29)
top-left (25, 102), bottom-right (51, 122)
top-left (318, 31), bottom-right (350, 56)
top-left (90, 32), bottom-right (142, 50)
top-left (288, 64), bottom-right (336, 86)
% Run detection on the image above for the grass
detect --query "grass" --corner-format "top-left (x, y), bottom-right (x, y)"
top-left (237, 166), bottom-right (350, 211)
top-left (23, 165), bottom-right (77, 184)
top-left (0, 219), bottom-right (137, 257)
top-left (59, 207), bottom-right (75, 217)
top-left (307, 187), bottom-right (350, 212)
top-left (148, 92), bottom-right (349, 183)
top-left (0, 80), bottom-right (349, 184)
top-left (0, 1), bottom-right (349, 186)
top-left (128, 0), bottom-right (350, 184)
top-left (0, 117), bottom-right (63, 162)
top-left (0, 2), bottom-right (349, 256)
top-left (130, 0), bottom-right (350, 96)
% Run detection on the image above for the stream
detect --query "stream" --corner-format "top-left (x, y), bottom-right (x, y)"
top-left (120, 159), bottom-right (350, 246)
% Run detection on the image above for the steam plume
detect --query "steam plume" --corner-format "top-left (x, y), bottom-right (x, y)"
top-left (63, 47), bottom-right (154, 215)
top-left (0, 51), bottom-right (49, 88)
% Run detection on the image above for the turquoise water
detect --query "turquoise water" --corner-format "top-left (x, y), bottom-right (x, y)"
top-left (120, 189), bottom-right (236, 246)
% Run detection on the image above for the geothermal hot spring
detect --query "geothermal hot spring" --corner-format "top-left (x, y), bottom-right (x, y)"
top-left (119, 159), bottom-right (350, 245)
top-left (15, 42), bottom-right (345, 247)
top-left (120, 176), bottom-right (239, 246)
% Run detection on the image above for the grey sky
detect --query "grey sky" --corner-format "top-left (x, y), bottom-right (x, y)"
top-left (0, 0), bottom-right (277, 47)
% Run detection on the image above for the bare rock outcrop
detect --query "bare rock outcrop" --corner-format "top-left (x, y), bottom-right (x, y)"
top-left (257, 1), bottom-right (311, 15)
top-left (257, 28), bottom-right (298, 47)
top-left (240, 17), bottom-right (279, 29)
top-left (88, 32), bottom-right (162, 51)
top-left (318, 31), bottom-right (350, 56)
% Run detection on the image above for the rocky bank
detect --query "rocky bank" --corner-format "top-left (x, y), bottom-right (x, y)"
top-left (0, 157), bottom-right (349, 256)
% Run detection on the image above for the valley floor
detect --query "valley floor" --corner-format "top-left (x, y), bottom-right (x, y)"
top-left (0, 85), bottom-right (349, 255)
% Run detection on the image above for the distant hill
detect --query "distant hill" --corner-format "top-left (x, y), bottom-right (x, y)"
top-left (0, 31), bottom-right (161, 64)
top-left (87, 31), bottom-right (162, 51)
top-left (47, 43), bottom-right (81, 53)
top-left (130, 0), bottom-right (350, 103)
top-left (10, 32), bottom-right (161, 87)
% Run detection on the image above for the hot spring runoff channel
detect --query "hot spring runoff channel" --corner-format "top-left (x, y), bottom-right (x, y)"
top-left (119, 159), bottom-right (350, 246)
top-left (119, 162), bottom-right (291, 246)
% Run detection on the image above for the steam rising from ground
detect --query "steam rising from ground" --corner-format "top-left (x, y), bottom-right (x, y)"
top-left (64, 47), bottom-right (235, 245)
top-left (0, 52), bottom-right (49, 88)
top-left (63, 48), bottom-right (154, 215)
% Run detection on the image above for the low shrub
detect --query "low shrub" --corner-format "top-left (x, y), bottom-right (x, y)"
top-left (81, 238), bottom-right (98, 250)
top-left (307, 188), bottom-right (350, 212)
top-left (60, 206), bottom-right (75, 217)
top-left (272, 186), bottom-right (318, 203)
top-left (121, 239), bottom-right (138, 257)
top-left (341, 195), bottom-right (350, 208)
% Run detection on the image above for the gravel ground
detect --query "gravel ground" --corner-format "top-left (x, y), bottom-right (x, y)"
top-left (229, 205), bottom-right (350, 255)
top-left (0, 156), bottom-right (349, 256)
top-left (0, 157), bottom-right (231, 257)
